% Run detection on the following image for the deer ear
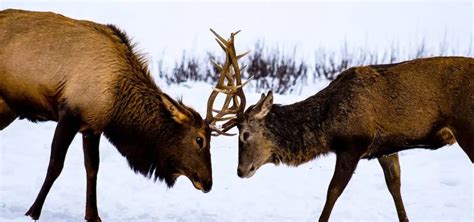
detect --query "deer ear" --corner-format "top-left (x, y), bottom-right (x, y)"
top-left (160, 94), bottom-right (193, 124)
top-left (252, 91), bottom-right (273, 119)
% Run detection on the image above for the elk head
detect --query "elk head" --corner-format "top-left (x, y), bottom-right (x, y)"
top-left (157, 93), bottom-right (213, 193)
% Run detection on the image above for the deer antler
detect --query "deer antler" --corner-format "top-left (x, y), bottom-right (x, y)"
top-left (206, 29), bottom-right (251, 136)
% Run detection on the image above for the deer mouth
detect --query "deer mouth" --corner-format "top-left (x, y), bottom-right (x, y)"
top-left (237, 164), bottom-right (257, 178)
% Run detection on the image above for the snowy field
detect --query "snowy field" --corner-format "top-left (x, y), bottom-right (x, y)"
top-left (1, 1), bottom-right (473, 221)
top-left (1, 82), bottom-right (473, 222)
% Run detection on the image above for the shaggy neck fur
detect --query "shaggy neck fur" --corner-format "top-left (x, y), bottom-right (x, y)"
top-left (265, 98), bottom-right (331, 166)
top-left (102, 25), bottom-right (182, 186)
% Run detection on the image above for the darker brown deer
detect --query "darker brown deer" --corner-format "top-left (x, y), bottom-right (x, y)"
top-left (234, 57), bottom-right (473, 221)
top-left (0, 9), bottom-right (213, 221)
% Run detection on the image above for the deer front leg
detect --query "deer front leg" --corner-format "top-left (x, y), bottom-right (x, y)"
top-left (319, 151), bottom-right (360, 222)
top-left (378, 153), bottom-right (409, 222)
top-left (25, 111), bottom-right (80, 220)
top-left (82, 132), bottom-right (102, 222)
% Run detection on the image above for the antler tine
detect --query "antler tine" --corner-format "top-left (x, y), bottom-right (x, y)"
top-left (214, 92), bottom-right (234, 119)
top-left (232, 30), bottom-right (241, 36)
top-left (206, 62), bottom-right (230, 121)
top-left (206, 29), bottom-right (251, 136)
top-left (237, 51), bottom-right (251, 60)
top-left (215, 38), bottom-right (227, 52)
top-left (226, 36), bottom-right (247, 115)
top-left (211, 60), bottom-right (223, 72)
top-left (210, 125), bottom-right (236, 136)
top-left (210, 28), bottom-right (229, 47)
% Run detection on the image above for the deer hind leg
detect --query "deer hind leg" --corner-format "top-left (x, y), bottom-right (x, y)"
top-left (25, 109), bottom-right (80, 220)
top-left (82, 132), bottom-right (102, 222)
top-left (453, 123), bottom-right (474, 163)
top-left (319, 151), bottom-right (360, 222)
top-left (0, 97), bottom-right (17, 130)
top-left (378, 154), bottom-right (409, 222)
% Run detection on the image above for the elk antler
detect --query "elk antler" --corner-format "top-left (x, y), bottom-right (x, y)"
top-left (206, 29), bottom-right (252, 136)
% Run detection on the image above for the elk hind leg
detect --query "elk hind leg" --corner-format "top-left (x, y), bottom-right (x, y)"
top-left (25, 110), bottom-right (80, 220)
top-left (378, 153), bottom-right (409, 222)
top-left (453, 124), bottom-right (474, 163)
top-left (0, 97), bottom-right (16, 130)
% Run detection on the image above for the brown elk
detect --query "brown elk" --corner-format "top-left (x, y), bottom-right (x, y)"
top-left (219, 56), bottom-right (474, 221)
top-left (0, 9), bottom-right (241, 222)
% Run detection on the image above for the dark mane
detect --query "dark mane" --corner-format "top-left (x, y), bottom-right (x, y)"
top-left (103, 91), bottom-right (184, 186)
top-left (265, 103), bottom-right (329, 165)
top-left (104, 94), bottom-right (204, 186)
top-left (106, 24), bottom-right (158, 91)
top-left (101, 24), bottom-right (185, 186)
top-left (106, 24), bottom-right (135, 53)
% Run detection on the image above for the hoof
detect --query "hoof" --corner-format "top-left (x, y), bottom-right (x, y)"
top-left (25, 208), bottom-right (40, 220)
top-left (85, 216), bottom-right (102, 222)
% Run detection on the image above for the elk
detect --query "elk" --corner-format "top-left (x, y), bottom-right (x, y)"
top-left (219, 55), bottom-right (474, 221)
top-left (0, 9), bottom-right (239, 222)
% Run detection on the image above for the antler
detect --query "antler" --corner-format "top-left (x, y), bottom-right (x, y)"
top-left (206, 29), bottom-right (251, 136)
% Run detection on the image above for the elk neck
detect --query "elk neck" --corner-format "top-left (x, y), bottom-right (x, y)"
top-left (265, 96), bottom-right (332, 166)
top-left (101, 25), bottom-right (180, 180)
top-left (103, 69), bottom-right (182, 179)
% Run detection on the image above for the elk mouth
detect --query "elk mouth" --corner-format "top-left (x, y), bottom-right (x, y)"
top-left (189, 176), bottom-right (212, 193)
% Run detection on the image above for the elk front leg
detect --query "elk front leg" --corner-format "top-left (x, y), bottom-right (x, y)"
top-left (378, 154), bottom-right (409, 222)
top-left (319, 151), bottom-right (360, 222)
top-left (82, 132), bottom-right (102, 222)
top-left (0, 97), bottom-right (16, 130)
top-left (25, 111), bottom-right (80, 220)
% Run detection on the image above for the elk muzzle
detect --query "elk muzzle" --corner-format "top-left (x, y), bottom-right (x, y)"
top-left (191, 177), bottom-right (213, 193)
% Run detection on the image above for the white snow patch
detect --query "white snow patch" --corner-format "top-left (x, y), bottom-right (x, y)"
top-left (1, 82), bottom-right (473, 222)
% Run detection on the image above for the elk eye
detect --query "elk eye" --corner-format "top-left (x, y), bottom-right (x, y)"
top-left (195, 137), bottom-right (204, 148)
top-left (242, 132), bottom-right (250, 141)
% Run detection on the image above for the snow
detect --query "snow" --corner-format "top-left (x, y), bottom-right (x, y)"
top-left (1, 82), bottom-right (473, 222)
top-left (1, 1), bottom-right (473, 221)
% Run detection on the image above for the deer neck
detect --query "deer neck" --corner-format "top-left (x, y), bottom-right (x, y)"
top-left (266, 101), bottom-right (330, 166)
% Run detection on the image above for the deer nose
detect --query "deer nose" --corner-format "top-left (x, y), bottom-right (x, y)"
top-left (237, 168), bottom-right (245, 178)
top-left (237, 165), bottom-right (255, 178)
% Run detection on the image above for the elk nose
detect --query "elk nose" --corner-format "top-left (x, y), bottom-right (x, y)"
top-left (203, 179), bottom-right (213, 193)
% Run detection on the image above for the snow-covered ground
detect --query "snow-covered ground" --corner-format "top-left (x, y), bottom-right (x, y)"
top-left (1, 82), bottom-right (473, 222)
top-left (1, 1), bottom-right (473, 221)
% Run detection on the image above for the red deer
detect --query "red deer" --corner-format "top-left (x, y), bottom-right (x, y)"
top-left (217, 56), bottom-right (474, 221)
top-left (0, 9), bottom-right (232, 221)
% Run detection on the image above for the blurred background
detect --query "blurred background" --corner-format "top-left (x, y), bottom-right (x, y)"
top-left (2, 0), bottom-right (472, 94)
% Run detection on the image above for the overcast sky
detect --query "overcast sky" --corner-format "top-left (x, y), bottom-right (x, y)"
top-left (2, 0), bottom-right (472, 69)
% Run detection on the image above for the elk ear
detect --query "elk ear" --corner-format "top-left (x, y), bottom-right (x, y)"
top-left (252, 91), bottom-right (273, 119)
top-left (160, 94), bottom-right (194, 124)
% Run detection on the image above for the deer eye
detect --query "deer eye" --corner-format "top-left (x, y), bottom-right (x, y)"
top-left (242, 132), bottom-right (250, 141)
top-left (195, 137), bottom-right (204, 149)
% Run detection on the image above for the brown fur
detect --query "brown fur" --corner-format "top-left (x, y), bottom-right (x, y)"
top-left (0, 9), bottom-right (212, 221)
top-left (237, 56), bottom-right (474, 221)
